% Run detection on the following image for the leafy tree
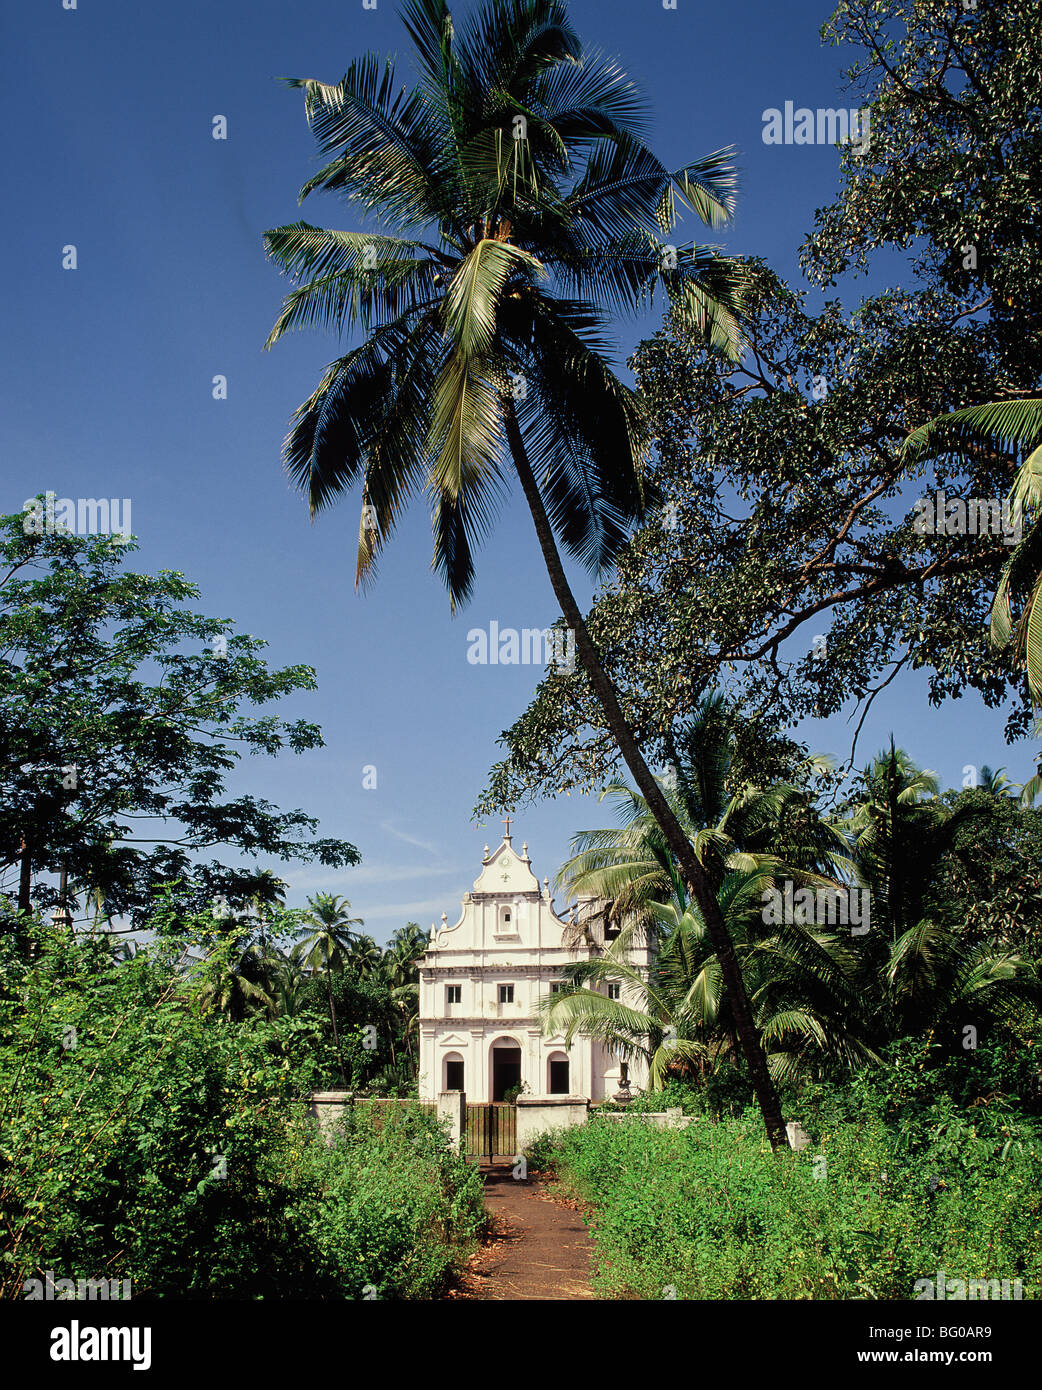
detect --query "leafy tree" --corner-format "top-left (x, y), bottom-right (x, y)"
top-left (0, 914), bottom-right (483, 1299)
top-left (483, 0), bottom-right (1042, 809)
top-left (264, 0), bottom-right (795, 1146)
top-left (802, 0), bottom-right (1042, 352)
top-left (481, 268), bottom-right (1035, 811)
top-left (0, 512), bottom-right (359, 943)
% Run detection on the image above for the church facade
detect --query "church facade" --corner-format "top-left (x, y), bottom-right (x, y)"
top-left (417, 823), bottom-right (650, 1103)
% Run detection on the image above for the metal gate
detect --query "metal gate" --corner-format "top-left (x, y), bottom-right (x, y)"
top-left (464, 1102), bottom-right (517, 1162)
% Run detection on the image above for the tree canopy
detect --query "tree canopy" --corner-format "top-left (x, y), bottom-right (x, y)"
top-left (479, 0), bottom-right (1042, 813)
top-left (0, 510), bottom-right (358, 932)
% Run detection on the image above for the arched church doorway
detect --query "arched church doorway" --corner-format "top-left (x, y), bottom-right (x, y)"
top-left (489, 1037), bottom-right (522, 1101)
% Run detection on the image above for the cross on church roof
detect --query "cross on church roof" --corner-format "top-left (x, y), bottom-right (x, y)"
top-left (502, 814), bottom-right (512, 840)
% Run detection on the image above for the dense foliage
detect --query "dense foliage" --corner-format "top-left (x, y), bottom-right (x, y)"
top-left (0, 922), bottom-right (482, 1300)
top-left (196, 901), bottom-right (429, 1094)
top-left (528, 1039), bottom-right (1042, 1300)
top-left (541, 702), bottom-right (1040, 1090)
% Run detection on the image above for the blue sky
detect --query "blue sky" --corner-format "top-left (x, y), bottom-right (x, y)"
top-left (3, 0), bottom-right (1031, 942)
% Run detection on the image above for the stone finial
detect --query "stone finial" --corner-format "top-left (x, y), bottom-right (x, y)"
top-left (441, 912), bottom-right (448, 924)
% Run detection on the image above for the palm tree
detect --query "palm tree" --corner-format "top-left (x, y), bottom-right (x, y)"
top-left (838, 743), bottom-right (1035, 1046)
top-left (347, 933), bottom-right (384, 979)
top-left (262, 6), bottom-right (785, 1133)
top-left (198, 938), bottom-right (276, 1020)
top-left (385, 921), bottom-right (430, 988)
top-left (543, 864), bottom-right (873, 1089)
top-left (881, 916), bottom-right (1038, 1045)
top-left (382, 922), bottom-right (429, 1070)
top-left (244, 869), bottom-right (288, 947)
top-left (267, 947), bottom-right (307, 1018)
top-left (557, 693), bottom-right (851, 941)
top-left (902, 397), bottom-right (1042, 701)
top-left (292, 892), bottom-right (364, 1084)
top-left (977, 764), bottom-right (1015, 797)
top-left (839, 742), bottom-right (945, 947)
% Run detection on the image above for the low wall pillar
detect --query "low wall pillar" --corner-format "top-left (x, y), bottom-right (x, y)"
top-left (438, 1090), bottom-right (466, 1150)
top-left (786, 1120), bottom-right (811, 1151)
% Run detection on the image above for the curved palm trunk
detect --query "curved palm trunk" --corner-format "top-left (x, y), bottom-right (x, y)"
top-left (504, 410), bottom-right (788, 1151)
top-left (18, 842), bottom-right (32, 915)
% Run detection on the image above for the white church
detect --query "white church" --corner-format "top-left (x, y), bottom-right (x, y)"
top-left (417, 820), bottom-right (650, 1104)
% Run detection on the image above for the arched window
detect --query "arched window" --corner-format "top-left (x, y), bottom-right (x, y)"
top-left (444, 1053), bottom-right (464, 1092)
top-left (548, 1051), bottom-right (569, 1095)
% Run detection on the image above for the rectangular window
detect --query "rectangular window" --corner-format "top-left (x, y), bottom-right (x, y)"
top-left (498, 984), bottom-right (514, 1004)
top-left (446, 984), bottom-right (462, 1005)
top-left (607, 983), bottom-right (621, 1000)
top-left (550, 981), bottom-right (565, 994)
top-left (445, 1059), bottom-right (464, 1091)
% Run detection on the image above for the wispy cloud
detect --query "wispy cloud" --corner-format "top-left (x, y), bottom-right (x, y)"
top-left (379, 820), bottom-right (441, 857)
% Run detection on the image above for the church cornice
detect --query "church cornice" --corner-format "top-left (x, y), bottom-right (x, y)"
top-left (420, 1019), bottom-right (568, 1035)
top-left (422, 962), bottom-right (582, 979)
top-left (467, 890), bottom-right (548, 903)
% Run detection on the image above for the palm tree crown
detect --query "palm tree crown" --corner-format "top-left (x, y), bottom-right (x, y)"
top-left (264, 0), bottom-right (748, 606)
top-left (292, 892), bottom-right (364, 974)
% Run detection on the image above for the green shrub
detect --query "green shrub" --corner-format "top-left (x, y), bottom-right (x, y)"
top-left (295, 1103), bottom-right (486, 1299)
top-left (522, 1129), bottom-right (561, 1175)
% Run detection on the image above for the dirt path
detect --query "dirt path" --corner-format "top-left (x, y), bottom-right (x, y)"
top-left (445, 1163), bottom-right (595, 1300)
